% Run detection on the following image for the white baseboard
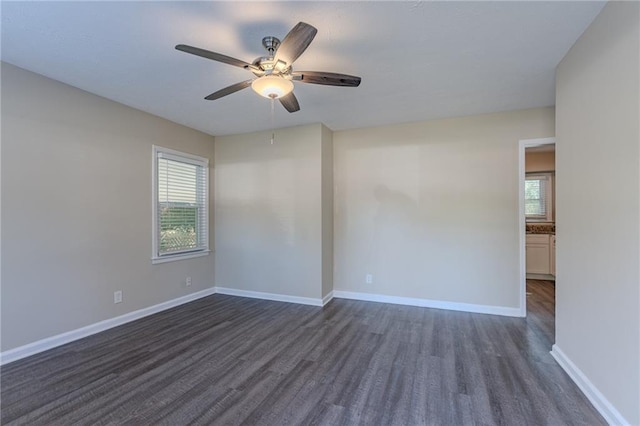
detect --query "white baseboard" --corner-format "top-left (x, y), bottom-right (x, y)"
top-left (0, 287), bottom-right (217, 366)
top-left (322, 291), bottom-right (334, 306)
top-left (333, 290), bottom-right (522, 317)
top-left (214, 287), bottom-right (324, 307)
top-left (0, 286), bottom-right (524, 366)
top-left (551, 344), bottom-right (629, 426)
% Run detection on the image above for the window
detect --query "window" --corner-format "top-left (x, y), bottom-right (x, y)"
top-left (152, 146), bottom-right (209, 263)
top-left (525, 174), bottom-right (552, 221)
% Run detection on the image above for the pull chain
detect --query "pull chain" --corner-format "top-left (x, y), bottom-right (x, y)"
top-left (270, 97), bottom-right (275, 144)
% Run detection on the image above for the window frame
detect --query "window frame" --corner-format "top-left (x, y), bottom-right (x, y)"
top-left (525, 173), bottom-right (553, 222)
top-left (152, 145), bottom-right (210, 264)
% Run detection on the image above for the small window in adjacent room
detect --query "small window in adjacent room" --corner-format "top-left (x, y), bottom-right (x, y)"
top-left (525, 174), bottom-right (553, 222)
top-left (152, 146), bottom-right (209, 263)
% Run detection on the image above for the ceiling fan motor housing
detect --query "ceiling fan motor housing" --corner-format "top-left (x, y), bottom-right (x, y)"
top-left (262, 36), bottom-right (280, 56)
top-left (253, 36), bottom-right (291, 76)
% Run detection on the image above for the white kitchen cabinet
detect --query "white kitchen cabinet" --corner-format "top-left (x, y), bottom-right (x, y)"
top-left (526, 234), bottom-right (550, 274)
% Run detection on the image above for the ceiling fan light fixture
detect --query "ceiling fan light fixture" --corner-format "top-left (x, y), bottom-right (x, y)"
top-left (251, 75), bottom-right (294, 99)
top-left (177, 22), bottom-right (360, 113)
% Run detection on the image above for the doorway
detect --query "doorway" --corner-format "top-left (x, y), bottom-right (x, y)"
top-left (518, 137), bottom-right (555, 316)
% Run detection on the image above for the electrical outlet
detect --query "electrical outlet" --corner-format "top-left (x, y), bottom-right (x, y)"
top-left (365, 274), bottom-right (373, 284)
top-left (114, 290), bottom-right (123, 304)
top-left (185, 276), bottom-right (192, 287)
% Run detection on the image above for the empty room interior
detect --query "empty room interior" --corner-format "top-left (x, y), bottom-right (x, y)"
top-left (1, 1), bottom-right (639, 425)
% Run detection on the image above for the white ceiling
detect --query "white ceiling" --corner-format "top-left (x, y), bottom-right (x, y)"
top-left (1, 1), bottom-right (605, 136)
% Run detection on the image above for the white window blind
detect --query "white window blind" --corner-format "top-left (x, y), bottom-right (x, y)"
top-left (153, 147), bottom-right (209, 261)
top-left (525, 174), bottom-right (552, 221)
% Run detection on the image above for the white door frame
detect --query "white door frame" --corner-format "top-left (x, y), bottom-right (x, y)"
top-left (518, 137), bottom-right (556, 316)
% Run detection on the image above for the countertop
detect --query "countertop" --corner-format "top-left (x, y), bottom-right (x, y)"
top-left (526, 223), bottom-right (555, 235)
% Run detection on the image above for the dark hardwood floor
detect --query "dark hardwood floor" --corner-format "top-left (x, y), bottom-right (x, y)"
top-left (1, 280), bottom-right (605, 425)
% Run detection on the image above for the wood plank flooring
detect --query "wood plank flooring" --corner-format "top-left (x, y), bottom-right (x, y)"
top-left (1, 281), bottom-right (605, 425)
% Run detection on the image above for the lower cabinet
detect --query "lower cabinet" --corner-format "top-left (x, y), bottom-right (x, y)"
top-left (526, 234), bottom-right (550, 274)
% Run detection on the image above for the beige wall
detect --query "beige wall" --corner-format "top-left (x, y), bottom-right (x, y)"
top-left (1, 63), bottom-right (216, 352)
top-left (214, 123), bottom-right (327, 300)
top-left (333, 107), bottom-right (554, 309)
top-left (525, 151), bottom-right (555, 172)
top-left (555, 2), bottom-right (639, 424)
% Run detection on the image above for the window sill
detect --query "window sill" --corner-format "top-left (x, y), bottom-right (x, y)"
top-left (151, 250), bottom-right (211, 265)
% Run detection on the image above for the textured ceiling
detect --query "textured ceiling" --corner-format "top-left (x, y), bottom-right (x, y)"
top-left (1, 1), bottom-right (605, 136)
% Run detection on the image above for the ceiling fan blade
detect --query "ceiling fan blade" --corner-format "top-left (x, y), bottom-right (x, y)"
top-left (204, 80), bottom-right (253, 100)
top-left (292, 71), bottom-right (361, 87)
top-left (176, 44), bottom-right (252, 69)
top-left (273, 22), bottom-right (318, 67)
top-left (279, 92), bottom-right (300, 113)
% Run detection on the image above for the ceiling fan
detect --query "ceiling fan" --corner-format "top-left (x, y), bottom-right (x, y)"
top-left (175, 22), bottom-right (361, 113)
